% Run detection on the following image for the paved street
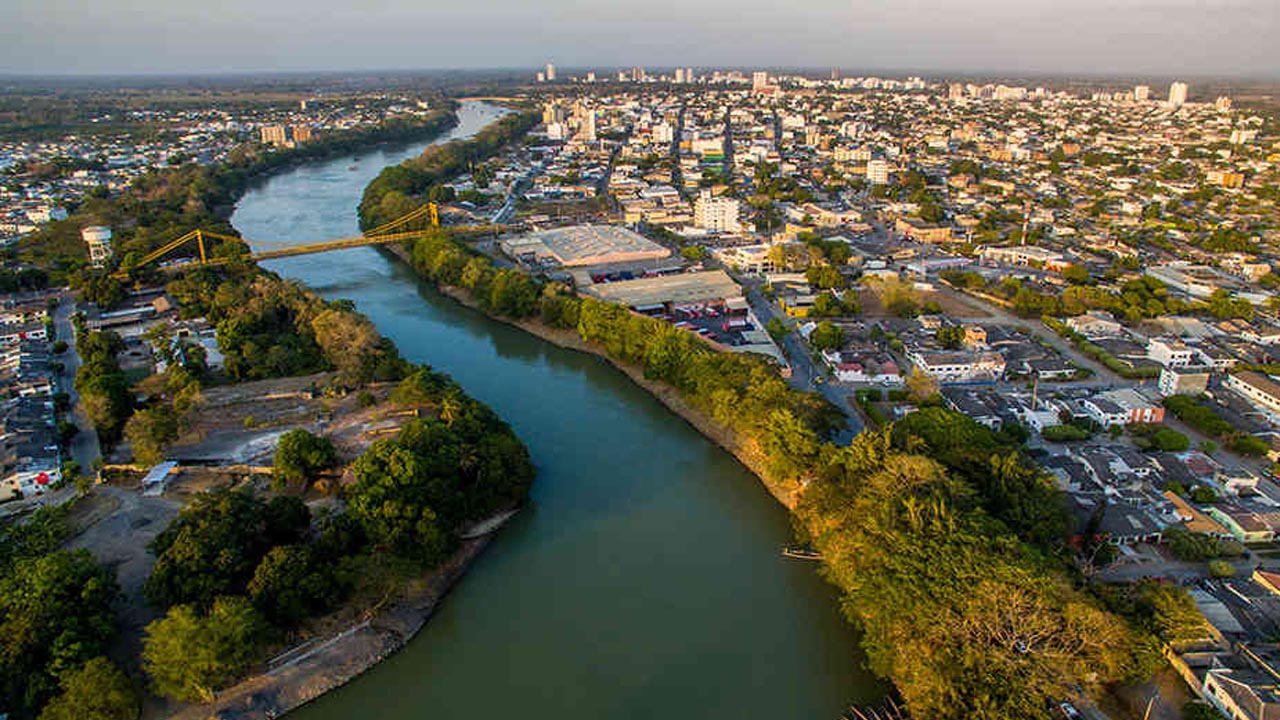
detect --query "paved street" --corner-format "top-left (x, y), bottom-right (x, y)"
top-left (740, 281), bottom-right (865, 439)
top-left (52, 293), bottom-right (102, 472)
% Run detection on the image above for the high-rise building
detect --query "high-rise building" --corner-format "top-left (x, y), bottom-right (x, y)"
top-left (1168, 81), bottom-right (1189, 107)
top-left (866, 159), bottom-right (890, 185)
top-left (948, 83), bottom-right (964, 100)
top-left (1134, 85), bottom-right (1150, 102)
top-left (585, 71), bottom-right (596, 83)
top-left (674, 68), bottom-right (685, 84)
top-left (631, 67), bottom-right (646, 82)
top-left (685, 68), bottom-right (695, 84)
top-left (260, 125), bottom-right (288, 147)
top-left (536, 72), bottom-right (546, 83)
top-left (545, 63), bottom-right (556, 82)
top-left (1215, 96), bottom-right (1233, 112)
top-left (752, 71), bottom-right (769, 91)
top-left (81, 226), bottom-right (113, 268)
top-left (694, 190), bottom-right (741, 232)
top-left (290, 125), bottom-right (312, 143)
top-left (652, 122), bottom-right (674, 144)
top-left (579, 111), bottom-right (596, 142)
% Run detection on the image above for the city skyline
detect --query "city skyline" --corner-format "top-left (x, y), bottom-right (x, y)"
top-left (3, 0), bottom-right (1276, 77)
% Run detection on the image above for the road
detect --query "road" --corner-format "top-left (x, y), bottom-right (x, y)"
top-left (739, 281), bottom-right (865, 439)
top-left (936, 284), bottom-right (1132, 387)
top-left (52, 293), bottom-right (101, 471)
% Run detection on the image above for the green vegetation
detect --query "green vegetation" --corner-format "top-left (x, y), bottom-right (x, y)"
top-left (134, 364), bottom-right (533, 702)
top-left (359, 110), bottom-right (538, 230)
top-left (1128, 423), bottom-right (1191, 452)
top-left (1184, 701), bottom-right (1229, 720)
top-left (347, 406), bottom-right (534, 561)
top-left (0, 549), bottom-right (119, 716)
top-left (1041, 424), bottom-right (1092, 442)
top-left (143, 490), bottom-right (312, 610)
top-left (1162, 395), bottom-right (1268, 456)
top-left (272, 429), bottom-right (337, 489)
top-left (808, 321), bottom-right (845, 352)
top-left (799, 430), bottom-right (1144, 719)
top-left (74, 330), bottom-right (133, 448)
top-left (1163, 527), bottom-right (1244, 561)
top-left (142, 597), bottom-right (265, 703)
top-left (936, 325), bottom-right (965, 349)
top-left (37, 657), bottom-right (139, 720)
top-left (1043, 317), bottom-right (1160, 379)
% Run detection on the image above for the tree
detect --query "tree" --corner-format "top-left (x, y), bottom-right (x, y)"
top-left (248, 545), bottom-right (348, 627)
top-left (1184, 701), bottom-right (1229, 720)
top-left (904, 367), bottom-right (939, 402)
top-left (1208, 559), bottom-right (1236, 578)
top-left (272, 429), bottom-right (337, 489)
top-left (38, 657), bottom-right (139, 720)
top-left (1062, 264), bottom-right (1091, 285)
top-left (144, 489), bottom-right (310, 609)
top-left (124, 405), bottom-right (179, 467)
top-left (142, 597), bottom-right (264, 703)
top-left (0, 550), bottom-right (119, 715)
top-left (1152, 428), bottom-right (1190, 452)
top-left (936, 325), bottom-right (965, 349)
top-left (809, 321), bottom-right (845, 352)
top-left (805, 265), bottom-right (845, 290)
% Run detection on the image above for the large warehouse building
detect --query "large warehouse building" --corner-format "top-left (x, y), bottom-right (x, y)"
top-left (501, 225), bottom-right (671, 267)
top-left (580, 269), bottom-right (742, 309)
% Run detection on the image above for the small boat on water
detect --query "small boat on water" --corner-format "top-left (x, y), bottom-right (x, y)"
top-left (782, 545), bottom-right (822, 561)
top-left (348, 164), bottom-right (358, 171)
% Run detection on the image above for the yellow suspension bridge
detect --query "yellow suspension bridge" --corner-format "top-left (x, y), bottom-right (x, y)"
top-left (112, 204), bottom-right (509, 279)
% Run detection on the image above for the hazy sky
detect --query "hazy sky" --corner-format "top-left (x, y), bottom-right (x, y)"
top-left (3, 0), bottom-right (1276, 77)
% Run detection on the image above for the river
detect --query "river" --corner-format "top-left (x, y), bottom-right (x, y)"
top-left (230, 100), bottom-right (880, 719)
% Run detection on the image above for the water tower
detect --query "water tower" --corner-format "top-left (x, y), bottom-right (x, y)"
top-left (81, 226), bottom-right (113, 268)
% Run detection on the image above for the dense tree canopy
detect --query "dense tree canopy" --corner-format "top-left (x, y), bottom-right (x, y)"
top-left (0, 550), bottom-right (119, 715)
top-left (142, 597), bottom-right (264, 703)
top-left (144, 489), bottom-right (310, 609)
top-left (37, 657), bottom-right (139, 720)
top-left (799, 432), bottom-right (1147, 719)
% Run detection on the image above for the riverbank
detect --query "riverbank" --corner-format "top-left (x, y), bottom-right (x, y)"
top-left (166, 532), bottom-right (500, 720)
top-left (380, 242), bottom-right (802, 510)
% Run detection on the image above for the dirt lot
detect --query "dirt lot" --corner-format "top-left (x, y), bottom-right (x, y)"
top-left (166, 373), bottom-right (408, 467)
top-left (857, 285), bottom-right (993, 319)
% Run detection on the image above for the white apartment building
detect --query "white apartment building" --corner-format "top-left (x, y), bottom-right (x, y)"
top-left (693, 190), bottom-right (741, 233)
top-left (1147, 337), bottom-right (1197, 367)
top-left (1225, 371), bottom-right (1280, 418)
top-left (1168, 81), bottom-right (1189, 106)
top-left (866, 159), bottom-right (890, 185)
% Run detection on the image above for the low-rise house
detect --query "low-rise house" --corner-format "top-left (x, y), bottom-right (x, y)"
top-left (1092, 388), bottom-right (1165, 424)
top-left (1065, 310), bottom-right (1123, 338)
top-left (906, 348), bottom-right (1005, 384)
top-left (1207, 504), bottom-right (1275, 543)
top-left (1204, 666), bottom-right (1280, 720)
top-left (820, 349), bottom-right (902, 385)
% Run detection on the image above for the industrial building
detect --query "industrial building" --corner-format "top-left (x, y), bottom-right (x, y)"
top-left (501, 225), bottom-right (671, 268)
top-left (579, 269), bottom-right (742, 310)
